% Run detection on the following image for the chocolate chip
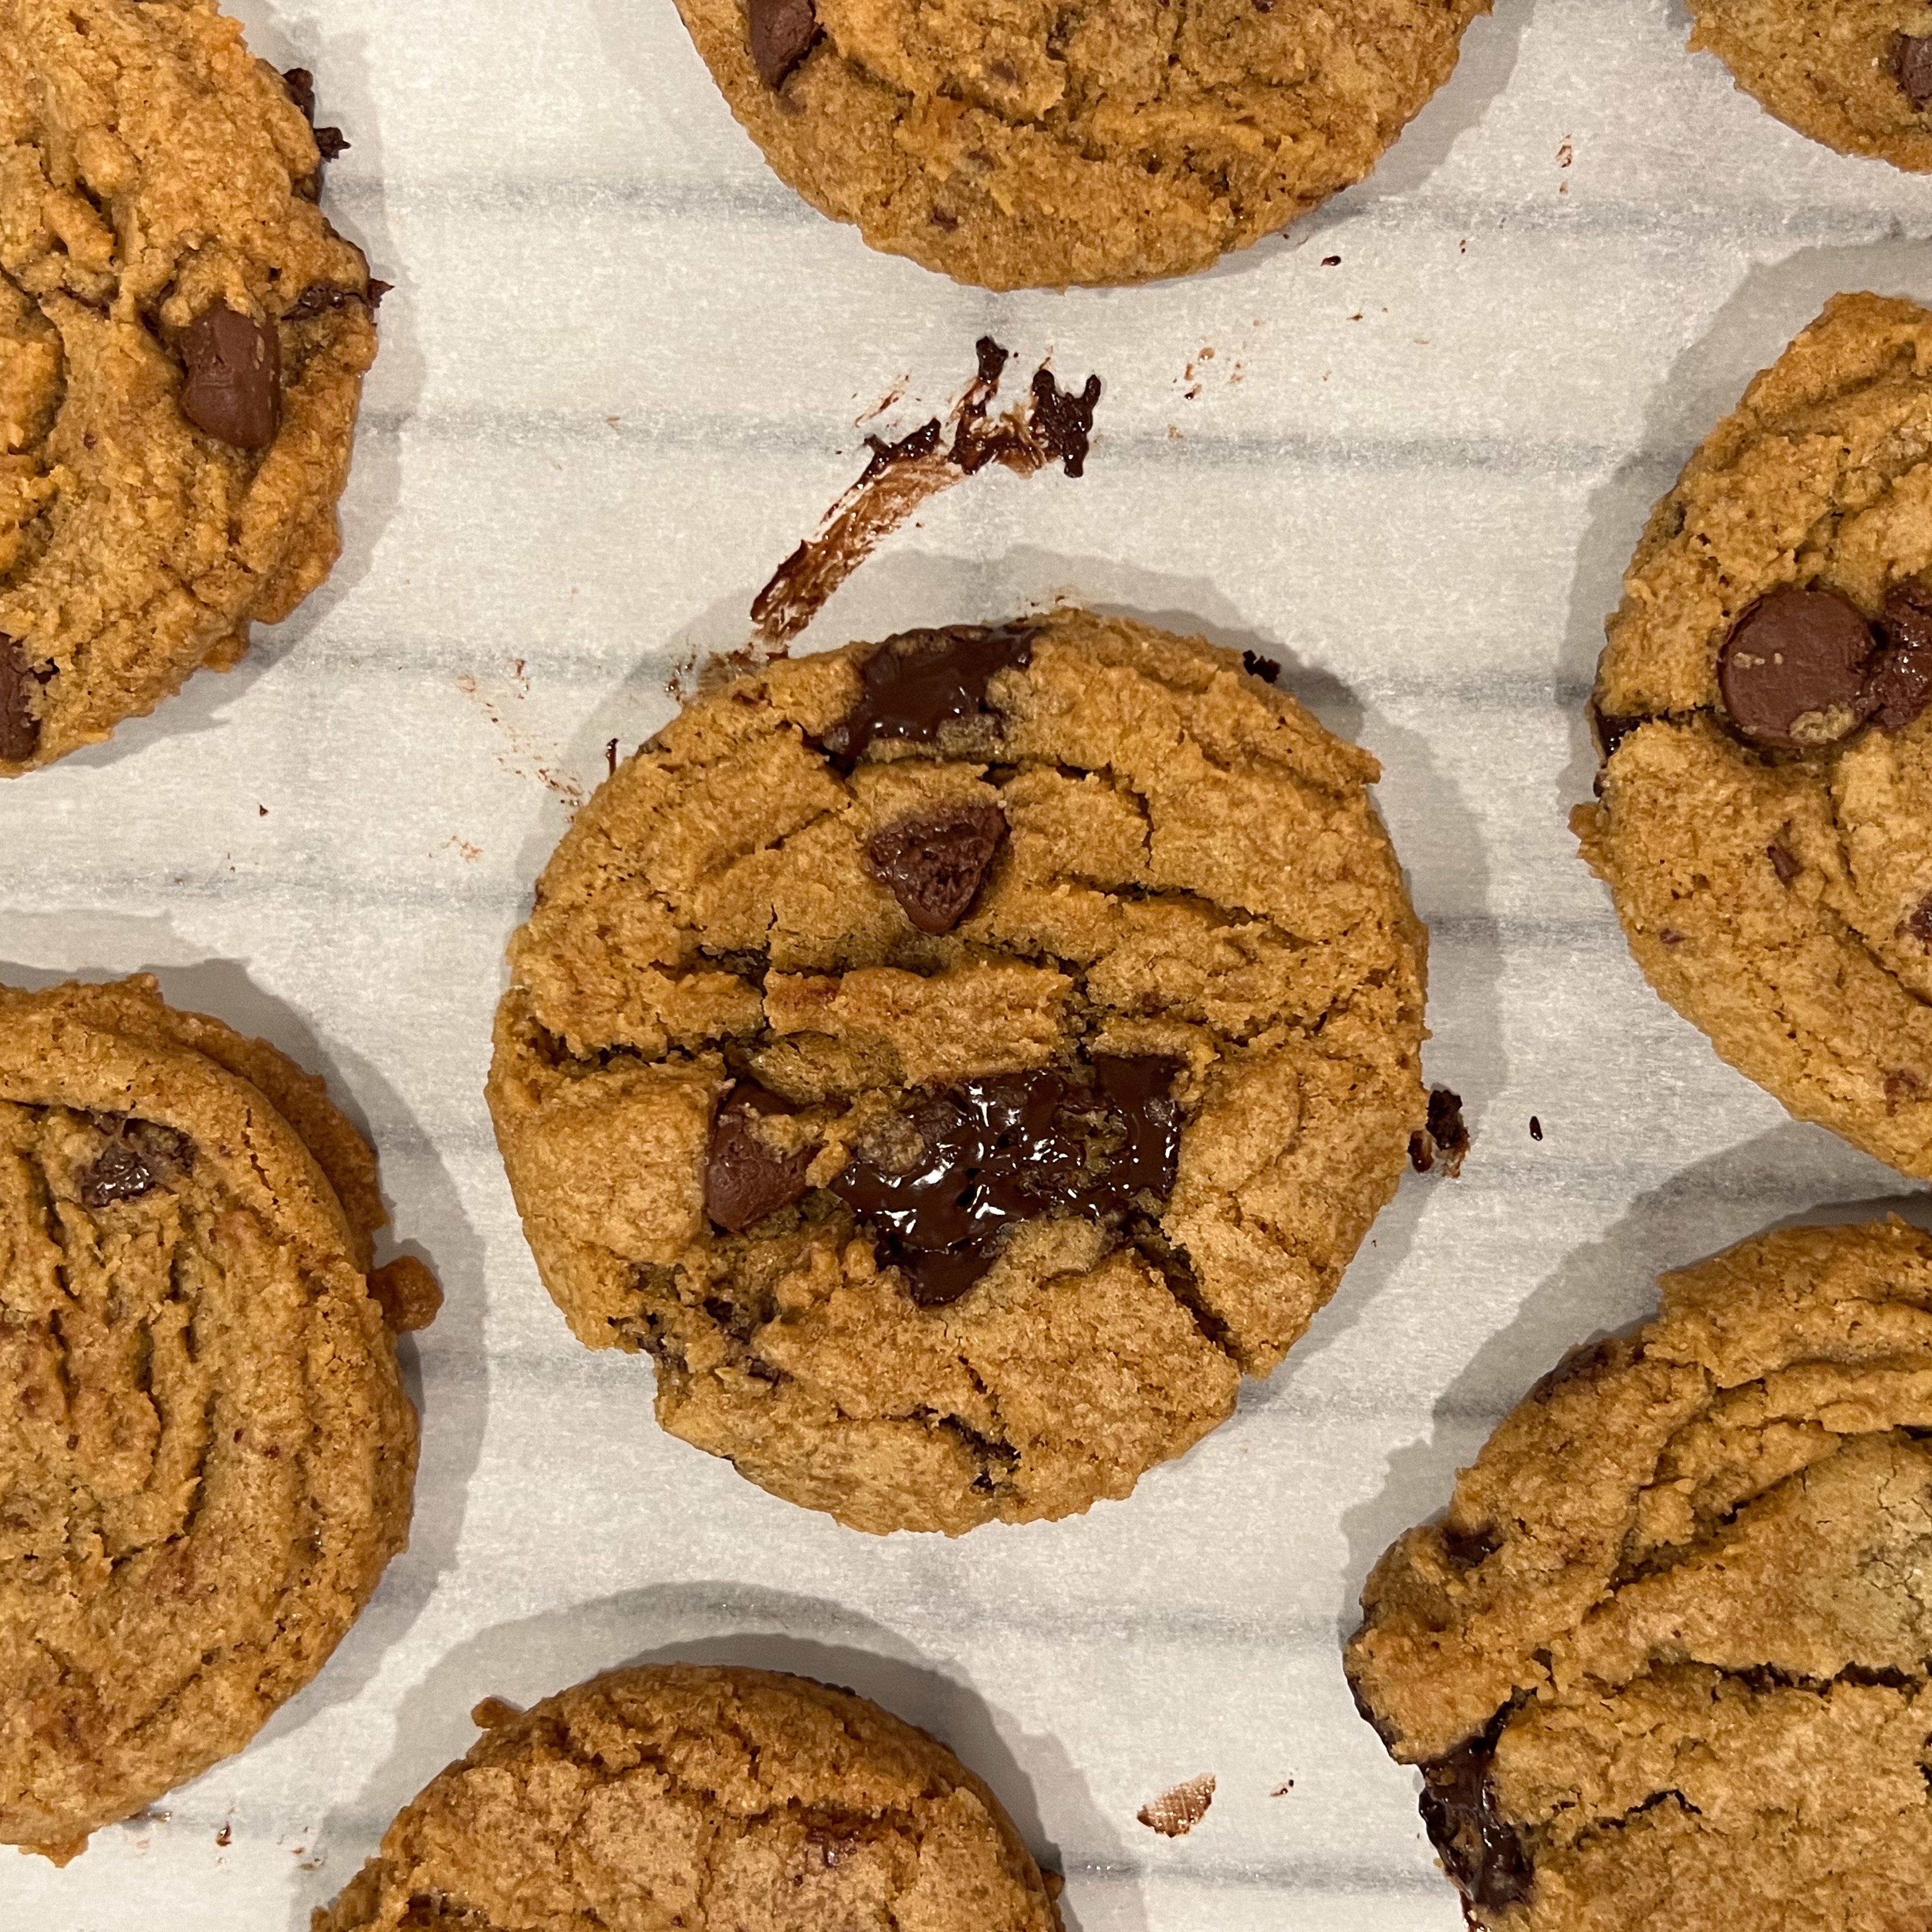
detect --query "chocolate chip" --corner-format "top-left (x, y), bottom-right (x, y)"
top-left (78, 1137), bottom-right (156, 1208)
top-left (0, 633), bottom-right (42, 764)
top-left (1418, 1730), bottom-right (1535, 1914)
top-left (1241, 650), bottom-right (1282, 684)
top-left (749, 0), bottom-right (818, 86)
top-left (1440, 1524), bottom-right (1501, 1570)
top-left (865, 801), bottom-right (1007, 934)
top-left (705, 1086), bottom-right (817, 1234)
top-left (180, 304), bottom-right (280, 450)
top-left (830, 1058), bottom-right (1184, 1307)
top-left (1898, 34), bottom-right (1932, 109)
top-left (1408, 1085), bottom-right (1469, 1177)
top-left (1904, 894), bottom-right (1932, 946)
top-left (282, 66), bottom-right (316, 121)
top-left (818, 624), bottom-right (1037, 769)
top-left (1767, 841), bottom-right (1801, 884)
top-left (1717, 589), bottom-right (1876, 749)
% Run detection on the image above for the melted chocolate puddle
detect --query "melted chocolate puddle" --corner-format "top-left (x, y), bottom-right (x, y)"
top-left (828, 1058), bottom-right (1182, 1306)
top-left (749, 337), bottom-right (1103, 647)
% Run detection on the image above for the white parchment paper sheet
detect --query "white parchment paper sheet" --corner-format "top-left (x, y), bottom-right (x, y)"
top-left (5, 0), bottom-right (1930, 1924)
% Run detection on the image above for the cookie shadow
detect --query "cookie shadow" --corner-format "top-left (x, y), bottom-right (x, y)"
top-left (0, 936), bottom-right (488, 1762)
top-left (1335, 1117), bottom-right (1925, 1648)
top-left (1554, 234), bottom-right (1932, 815)
top-left (49, 1), bottom-right (418, 782)
top-left (293, 1582), bottom-right (1138, 1932)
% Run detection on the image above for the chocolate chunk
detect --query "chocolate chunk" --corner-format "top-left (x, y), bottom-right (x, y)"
top-left (1716, 589), bottom-right (1876, 749)
top-left (1898, 34), bottom-right (1932, 109)
top-left (1868, 581), bottom-right (1932, 733)
top-left (865, 801), bottom-right (1007, 934)
top-left (1904, 894), bottom-right (1932, 946)
top-left (1418, 1731), bottom-right (1535, 1914)
top-left (749, 0), bottom-right (818, 86)
top-left (1408, 1085), bottom-right (1469, 1177)
top-left (705, 1086), bottom-right (817, 1234)
top-left (817, 623), bottom-right (1037, 769)
top-left (1241, 650), bottom-right (1282, 684)
top-left (283, 66), bottom-right (317, 120)
top-left (180, 304), bottom-right (280, 450)
top-left (1, 633), bottom-right (41, 764)
top-left (830, 1057), bottom-right (1185, 1306)
top-left (314, 125), bottom-right (349, 162)
top-left (1440, 1524), bottom-right (1501, 1570)
top-left (1028, 366), bottom-right (1103, 478)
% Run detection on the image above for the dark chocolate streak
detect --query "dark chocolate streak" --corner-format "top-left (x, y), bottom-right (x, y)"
top-left (1418, 1727), bottom-right (1535, 1919)
top-left (815, 623), bottom-right (1037, 769)
top-left (828, 1058), bottom-right (1183, 1307)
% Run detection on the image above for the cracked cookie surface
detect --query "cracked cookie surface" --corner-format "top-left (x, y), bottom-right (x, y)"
top-left (314, 1664), bottom-right (1062, 1932)
top-left (1346, 1219), bottom-right (1932, 1932)
top-left (0, 975), bottom-right (434, 1859)
top-left (0, 0), bottom-right (380, 774)
top-left (1688, 0), bottom-right (1932, 169)
top-left (672, 0), bottom-right (1490, 288)
top-left (487, 607), bottom-right (1428, 1535)
top-left (1576, 293), bottom-right (1932, 1180)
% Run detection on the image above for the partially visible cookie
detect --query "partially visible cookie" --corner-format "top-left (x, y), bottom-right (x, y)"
top-left (0, 0), bottom-right (383, 774)
top-left (1688, 0), bottom-right (1932, 169)
top-left (672, 0), bottom-right (1491, 288)
top-left (488, 608), bottom-right (1429, 1534)
top-left (1346, 1219), bottom-right (1932, 1931)
top-left (0, 975), bottom-right (437, 1860)
top-left (313, 1664), bottom-right (1063, 1932)
top-left (1576, 292), bottom-right (1932, 1179)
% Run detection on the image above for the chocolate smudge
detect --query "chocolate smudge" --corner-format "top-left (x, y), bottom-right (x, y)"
top-left (817, 623), bottom-right (1036, 769)
top-left (749, 337), bottom-right (1104, 646)
top-left (1408, 1086), bottom-right (1469, 1177)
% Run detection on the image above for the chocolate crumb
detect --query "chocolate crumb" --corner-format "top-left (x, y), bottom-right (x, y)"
top-left (1906, 895), bottom-right (1932, 946)
top-left (1528, 1115), bottom-right (1543, 1142)
top-left (1408, 1086), bottom-right (1469, 1177)
top-left (1767, 842), bottom-right (1801, 884)
top-left (1659, 927), bottom-right (1685, 945)
top-left (606, 737), bottom-right (619, 779)
top-left (282, 67), bottom-right (316, 120)
top-left (1898, 34), bottom-right (1932, 109)
top-left (1242, 649), bottom-right (1283, 684)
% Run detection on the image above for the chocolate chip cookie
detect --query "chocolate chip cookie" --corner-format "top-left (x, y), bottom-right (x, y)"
top-left (1688, 0), bottom-right (1932, 168)
top-left (0, 975), bottom-right (438, 1860)
top-left (1346, 1218), bottom-right (1932, 1932)
top-left (488, 608), bottom-right (1429, 1535)
top-left (1576, 293), bottom-right (1932, 1180)
top-left (0, 0), bottom-right (383, 774)
top-left (314, 1664), bottom-right (1063, 1932)
top-left (672, 0), bottom-right (1492, 288)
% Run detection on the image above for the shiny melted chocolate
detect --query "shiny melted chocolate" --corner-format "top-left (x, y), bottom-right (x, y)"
top-left (816, 623), bottom-right (1037, 769)
top-left (830, 1057), bottom-right (1183, 1307)
top-left (1418, 1730), bottom-right (1535, 1918)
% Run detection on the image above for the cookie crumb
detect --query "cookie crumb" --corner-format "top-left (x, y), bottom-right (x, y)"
top-left (470, 1697), bottom-right (524, 1730)
top-left (1138, 1773), bottom-right (1216, 1836)
top-left (215, 1823), bottom-right (231, 1847)
top-left (368, 1255), bottom-right (443, 1332)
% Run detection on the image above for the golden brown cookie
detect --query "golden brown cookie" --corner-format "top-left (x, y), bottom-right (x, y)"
top-left (1576, 292), bottom-right (1932, 1180)
top-left (314, 1664), bottom-right (1063, 1932)
top-left (1688, 0), bottom-right (1932, 168)
top-left (672, 0), bottom-right (1492, 288)
top-left (0, 0), bottom-right (383, 774)
top-left (0, 975), bottom-right (438, 1860)
top-left (1346, 1218), bottom-right (1932, 1932)
top-left (488, 608), bottom-right (1429, 1534)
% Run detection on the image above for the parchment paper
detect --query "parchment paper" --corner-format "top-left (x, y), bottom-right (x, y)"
top-left (5, 0), bottom-right (1929, 1925)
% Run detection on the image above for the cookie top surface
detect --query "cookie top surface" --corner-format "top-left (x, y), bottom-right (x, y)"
top-left (316, 1664), bottom-right (1061, 1932)
top-left (0, 0), bottom-right (381, 774)
top-left (1577, 293), bottom-right (1932, 1180)
top-left (1688, 0), bottom-right (1932, 169)
top-left (672, 0), bottom-right (1490, 288)
top-left (1346, 1218), bottom-right (1932, 1932)
top-left (0, 975), bottom-right (427, 1858)
top-left (487, 608), bottom-right (1427, 1535)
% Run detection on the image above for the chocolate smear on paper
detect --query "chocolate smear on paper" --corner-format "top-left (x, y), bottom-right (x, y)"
top-left (749, 336), bottom-right (1103, 646)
